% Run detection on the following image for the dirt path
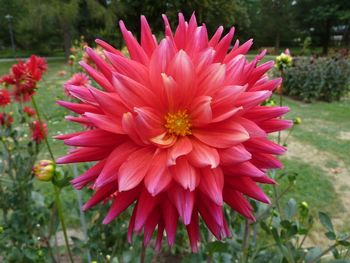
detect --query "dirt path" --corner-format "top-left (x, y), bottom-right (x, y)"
top-left (285, 137), bottom-right (350, 245)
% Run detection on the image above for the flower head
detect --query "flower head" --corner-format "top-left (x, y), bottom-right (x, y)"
top-left (33, 160), bottom-right (55, 181)
top-left (57, 14), bottom-right (291, 251)
top-left (0, 56), bottom-right (47, 102)
top-left (23, 106), bottom-right (36, 117)
top-left (0, 89), bottom-right (11, 107)
top-left (30, 120), bottom-right (47, 143)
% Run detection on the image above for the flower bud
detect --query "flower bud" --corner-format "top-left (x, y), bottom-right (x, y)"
top-left (294, 117), bottom-right (302, 125)
top-left (300, 201), bottom-right (309, 209)
top-left (275, 50), bottom-right (293, 71)
top-left (33, 160), bottom-right (55, 181)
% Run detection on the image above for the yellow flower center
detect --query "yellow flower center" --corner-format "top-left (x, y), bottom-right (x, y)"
top-left (165, 110), bottom-right (192, 136)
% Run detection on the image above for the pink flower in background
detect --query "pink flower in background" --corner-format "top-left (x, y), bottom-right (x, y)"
top-left (30, 120), bottom-right (47, 143)
top-left (0, 89), bottom-right (11, 107)
top-left (56, 14), bottom-right (292, 251)
top-left (64, 73), bottom-right (90, 96)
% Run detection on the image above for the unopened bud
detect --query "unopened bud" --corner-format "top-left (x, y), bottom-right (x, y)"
top-left (294, 117), bottom-right (302, 125)
top-left (301, 201), bottom-right (309, 209)
top-left (275, 51), bottom-right (293, 70)
top-left (33, 160), bottom-right (55, 181)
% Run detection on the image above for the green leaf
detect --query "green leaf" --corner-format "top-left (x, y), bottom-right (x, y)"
top-left (325, 231), bottom-right (336, 240)
top-left (260, 221), bottom-right (271, 234)
top-left (337, 240), bottom-right (350, 247)
top-left (206, 241), bottom-right (230, 254)
top-left (319, 212), bottom-right (334, 232)
top-left (285, 198), bottom-right (297, 220)
top-left (305, 247), bottom-right (322, 263)
top-left (271, 227), bottom-right (281, 245)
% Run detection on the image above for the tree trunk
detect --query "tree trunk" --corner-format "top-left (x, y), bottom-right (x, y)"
top-left (275, 30), bottom-right (280, 54)
top-left (62, 22), bottom-right (71, 61)
top-left (322, 19), bottom-right (331, 55)
top-left (343, 22), bottom-right (350, 48)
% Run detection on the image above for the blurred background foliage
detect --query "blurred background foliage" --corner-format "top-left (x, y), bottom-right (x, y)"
top-left (0, 0), bottom-right (350, 58)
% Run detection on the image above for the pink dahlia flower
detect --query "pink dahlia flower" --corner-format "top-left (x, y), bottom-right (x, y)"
top-left (56, 14), bottom-right (292, 251)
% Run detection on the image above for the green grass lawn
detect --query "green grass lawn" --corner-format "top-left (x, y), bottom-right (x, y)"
top-left (1, 60), bottom-right (349, 229)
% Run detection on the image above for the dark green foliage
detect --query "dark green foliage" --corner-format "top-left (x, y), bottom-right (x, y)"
top-left (283, 56), bottom-right (350, 102)
top-left (0, 124), bottom-right (53, 262)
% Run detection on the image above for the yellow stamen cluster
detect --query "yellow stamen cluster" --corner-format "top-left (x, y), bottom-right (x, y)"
top-left (165, 110), bottom-right (192, 136)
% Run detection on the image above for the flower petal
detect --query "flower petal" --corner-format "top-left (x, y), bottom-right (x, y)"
top-left (219, 144), bottom-right (252, 166)
top-left (118, 147), bottom-right (154, 191)
top-left (199, 167), bottom-right (224, 205)
top-left (144, 150), bottom-right (172, 196)
top-left (167, 136), bottom-right (192, 165)
top-left (170, 157), bottom-right (200, 191)
top-left (193, 120), bottom-right (249, 148)
top-left (168, 184), bottom-right (195, 225)
top-left (187, 139), bottom-right (220, 168)
top-left (103, 187), bottom-right (140, 224)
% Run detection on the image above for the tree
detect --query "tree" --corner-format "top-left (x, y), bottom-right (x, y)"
top-left (295, 0), bottom-right (350, 54)
top-left (247, 0), bottom-right (296, 53)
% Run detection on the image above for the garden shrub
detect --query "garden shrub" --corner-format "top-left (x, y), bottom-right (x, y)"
top-left (283, 56), bottom-right (350, 102)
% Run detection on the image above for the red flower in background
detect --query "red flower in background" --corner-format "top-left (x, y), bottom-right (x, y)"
top-left (0, 112), bottom-right (14, 127)
top-left (23, 106), bottom-right (36, 117)
top-left (0, 89), bottom-right (11, 107)
top-left (64, 73), bottom-right (90, 96)
top-left (56, 14), bottom-right (292, 251)
top-left (0, 55), bottom-right (47, 102)
top-left (30, 120), bottom-right (47, 143)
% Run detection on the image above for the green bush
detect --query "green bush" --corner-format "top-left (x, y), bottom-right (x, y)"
top-left (283, 56), bottom-right (350, 102)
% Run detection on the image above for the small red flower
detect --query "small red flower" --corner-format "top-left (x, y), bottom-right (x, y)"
top-left (64, 73), bottom-right (90, 96)
top-left (23, 106), bottom-right (36, 117)
top-left (30, 120), bottom-right (48, 143)
top-left (0, 55), bottom-right (47, 102)
top-left (26, 55), bottom-right (48, 81)
top-left (0, 89), bottom-right (11, 107)
top-left (0, 112), bottom-right (14, 127)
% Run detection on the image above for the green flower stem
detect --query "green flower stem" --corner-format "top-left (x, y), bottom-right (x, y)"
top-left (283, 125), bottom-right (295, 146)
top-left (140, 244), bottom-right (146, 263)
top-left (31, 95), bottom-right (73, 262)
top-left (54, 185), bottom-right (74, 263)
top-left (240, 219), bottom-right (251, 263)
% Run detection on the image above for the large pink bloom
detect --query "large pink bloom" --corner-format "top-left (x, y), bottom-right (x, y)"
top-left (56, 14), bottom-right (292, 251)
